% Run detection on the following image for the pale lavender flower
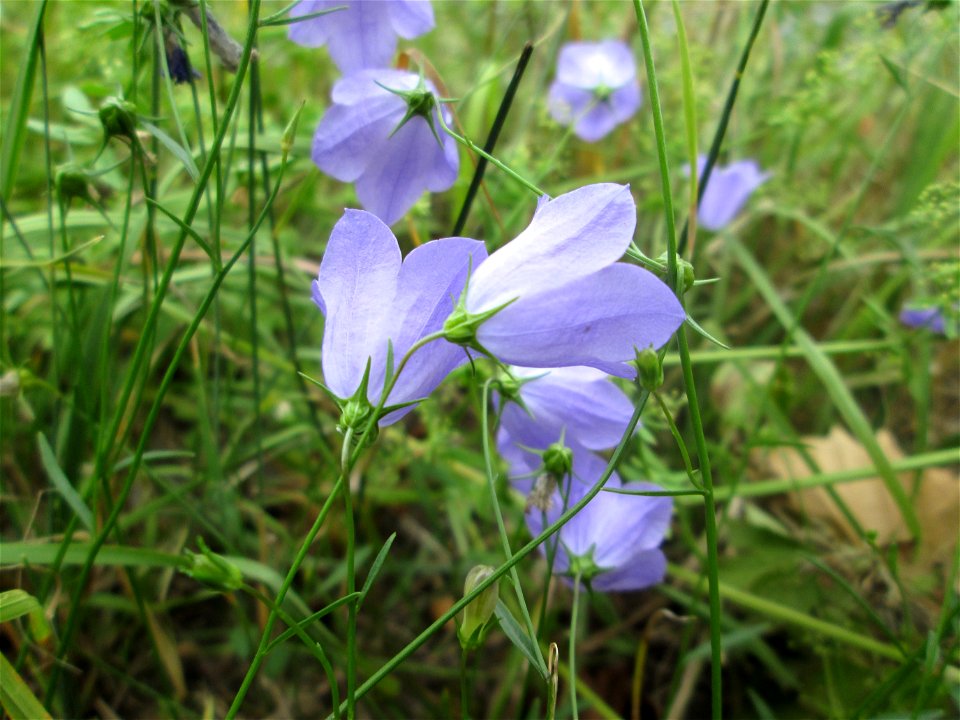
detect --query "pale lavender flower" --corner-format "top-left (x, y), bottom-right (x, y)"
top-left (312, 69), bottom-right (459, 225)
top-left (312, 209), bottom-right (486, 427)
top-left (498, 366), bottom-right (634, 452)
top-left (524, 449), bottom-right (672, 592)
top-left (899, 306), bottom-right (947, 334)
top-left (547, 40), bottom-right (642, 142)
top-left (693, 156), bottom-right (770, 231)
top-left (288, 0), bottom-right (434, 73)
top-left (445, 184), bottom-right (685, 377)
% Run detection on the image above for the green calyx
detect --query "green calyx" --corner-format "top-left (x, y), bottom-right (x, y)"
top-left (442, 294), bottom-right (515, 353)
top-left (542, 441), bottom-right (574, 480)
top-left (594, 84), bottom-right (614, 102)
top-left (375, 75), bottom-right (449, 148)
top-left (183, 537), bottom-right (244, 592)
top-left (99, 96), bottom-right (138, 142)
top-left (566, 545), bottom-right (602, 587)
top-left (635, 346), bottom-right (664, 392)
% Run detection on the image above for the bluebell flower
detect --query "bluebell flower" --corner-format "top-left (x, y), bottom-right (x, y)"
top-left (312, 69), bottom-right (459, 226)
top-left (312, 209), bottom-right (486, 429)
top-left (524, 449), bottom-right (672, 592)
top-left (498, 366), bottom-right (634, 452)
top-left (288, 0), bottom-right (434, 73)
top-left (899, 306), bottom-right (948, 335)
top-left (444, 184), bottom-right (685, 377)
top-left (547, 40), bottom-right (642, 142)
top-left (692, 156), bottom-right (770, 231)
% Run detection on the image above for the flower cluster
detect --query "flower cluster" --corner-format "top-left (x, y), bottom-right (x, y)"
top-left (310, 183), bottom-right (679, 591)
top-left (548, 40), bottom-right (643, 142)
top-left (289, 0), bottom-right (455, 225)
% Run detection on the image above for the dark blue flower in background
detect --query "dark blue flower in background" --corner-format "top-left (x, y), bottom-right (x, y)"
top-left (547, 40), bottom-right (642, 142)
top-left (312, 69), bottom-right (459, 225)
top-left (288, 0), bottom-right (434, 72)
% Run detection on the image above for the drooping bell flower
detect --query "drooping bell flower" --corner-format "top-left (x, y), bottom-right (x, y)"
top-left (692, 156), bottom-right (770, 231)
top-left (312, 209), bottom-right (486, 436)
top-left (288, 0), bottom-right (434, 73)
top-left (442, 184), bottom-right (685, 377)
top-left (524, 449), bottom-right (672, 592)
top-left (312, 69), bottom-right (459, 226)
top-left (497, 366), bottom-right (634, 452)
top-left (547, 40), bottom-right (642, 142)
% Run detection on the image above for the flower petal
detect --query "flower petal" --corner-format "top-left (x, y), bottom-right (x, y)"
top-left (547, 82), bottom-right (593, 127)
top-left (590, 548), bottom-right (667, 591)
top-left (288, 0), bottom-right (337, 47)
top-left (556, 40), bottom-right (637, 90)
top-left (311, 99), bottom-right (402, 182)
top-left (476, 263), bottom-right (684, 377)
top-left (324, 1), bottom-right (398, 72)
top-left (313, 210), bottom-right (401, 399)
top-left (698, 157), bottom-right (770, 231)
top-left (467, 184), bottom-right (636, 313)
top-left (354, 115), bottom-right (458, 225)
top-left (382, 237), bottom-right (487, 409)
top-left (501, 366), bottom-right (634, 451)
top-left (387, 0), bottom-right (435, 37)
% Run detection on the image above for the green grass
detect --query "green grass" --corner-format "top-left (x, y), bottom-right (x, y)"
top-left (1, 1), bottom-right (958, 718)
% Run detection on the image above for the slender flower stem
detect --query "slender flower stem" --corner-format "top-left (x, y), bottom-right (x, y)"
top-left (438, 113), bottom-right (544, 197)
top-left (633, 1), bottom-right (723, 717)
top-left (452, 42), bottom-right (534, 235)
top-left (569, 570), bottom-right (583, 720)
top-left (460, 649), bottom-right (472, 720)
top-left (480, 380), bottom-right (547, 674)
top-left (343, 454), bottom-right (358, 720)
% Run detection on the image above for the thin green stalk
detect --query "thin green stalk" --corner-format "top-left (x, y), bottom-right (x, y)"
top-left (452, 42), bottom-right (534, 235)
top-left (460, 649), bottom-right (472, 720)
top-left (247, 40), bottom-right (265, 499)
top-left (633, 2), bottom-right (723, 716)
top-left (439, 113), bottom-right (544, 197)
top-left (676, 0), bottom-right (770, 258)
top-left (226, 474), bottom-right (346, 719)
top-left (569, 569), bottom-right (583, 720)
top-left (481, 380), bottom-right (546, 674)
top-left (46, 9), bottom-right (265, 691)
top-left (343, 456), bottom-right (358, 720)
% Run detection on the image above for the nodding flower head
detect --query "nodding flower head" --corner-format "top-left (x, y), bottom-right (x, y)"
top-left (548, 40), bottom-right (642, 142)
top-left (443, 184), bottom-right (684, 378)
top-left (311, 209), bottom-right (486, 430)
top-left (312, 69), bottom-right (459, 225)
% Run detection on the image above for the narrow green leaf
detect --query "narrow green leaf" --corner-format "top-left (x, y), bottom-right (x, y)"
top-left (146, 198), bottom-right (217, 266)
top-left (684, 315), bottom-right (731, 350)
top-left (360, 533), bottom-right (396, 602)
top-left (0, 653), bottom-right (52, 720)
top-left (0, 590), bottom-right (41, 624)
top-left (140, 120), bottom-right (200, 181)
top-left (1, 0), bottom-right (47, 203)
top-left (0, 236), bottom-right (103, 270)
top-left (494, 599), bottom-right (549, 681)
top-left (36, 433), bottom-right (94, 532)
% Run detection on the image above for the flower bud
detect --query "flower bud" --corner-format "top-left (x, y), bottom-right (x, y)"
top-left (55, 164), bottom-right (95, 207)
top-left (458, 565), bottom-right (498, 650)
top-left (338, 396), bottom-right (378, 445)
top-left (184, 537), bottom-right (243, 592)
top-left (635, 347), bottom-right (663, 392)
top-left (678, 258), bottom-right (695, 294)
top-left (99, 97), bottom-right (138, 142)
top-left (542, 441), bottom-right (573, 481)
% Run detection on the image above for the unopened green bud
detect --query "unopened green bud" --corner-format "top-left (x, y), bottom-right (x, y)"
top-left (542, 441), bottom-right (573, 480)
top-left (99, 96), bottom-right (138, 141)
top-left (55, 164), bottom-right (94, 206)
top-left (678, 258), bottom-right (695, 294)
top-left (635, 347), bottom-right (663, 392)
top-left (338, 396), bottom-right (378, 445)
top-left (184, 537), bottom-right (243, 592)
top-left (281, 100), bottom-right (306, 163)
top-left (458, 565), bottom-right (498, 650)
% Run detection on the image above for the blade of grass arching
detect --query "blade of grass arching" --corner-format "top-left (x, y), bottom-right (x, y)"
top-left (0, 652), bottom-right (52, 720)
top-left (37, 433), bottom-right (94, 532)
top-left (0, 0), bottom-right (47, 204)
top-left (672, 0), bottom-right (698, 255)
top-left (452, 42), bottom-right (533, 236)
top-left (633, 2), bottom-right (724, 717)
top-left (676, 0), bottom-right (770, 258)
top-left (46, 2), bottom-right (265, 699)
top-left (728, 238), bottom-right (920, 536)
